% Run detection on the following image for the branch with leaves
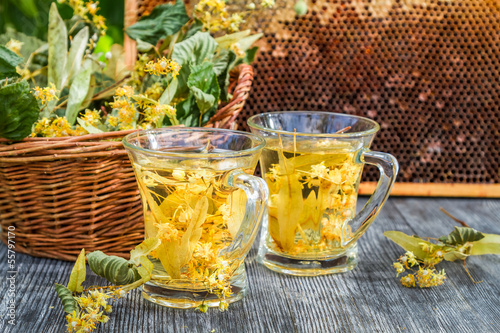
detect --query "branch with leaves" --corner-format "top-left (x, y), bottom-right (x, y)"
top-left (55, 238), bottom-right (160, 333)
top-left (0, 0), bottom-right (269, 140)
top-left (385, 209), bottom-right (500, 288)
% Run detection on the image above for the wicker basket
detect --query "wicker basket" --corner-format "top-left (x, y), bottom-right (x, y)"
top-left (0, 64), bottom-right (254, 261)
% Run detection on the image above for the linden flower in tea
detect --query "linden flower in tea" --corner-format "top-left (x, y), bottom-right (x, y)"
top-left (262, 137), bottom-right (362, 255)
top-left (132, 164), bottom-right (249, 306)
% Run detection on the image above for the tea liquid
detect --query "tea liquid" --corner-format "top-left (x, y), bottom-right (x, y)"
top-left (261, 138), bottom-right (362, 256)
top-left (132, 163), bottom-right (248, 292)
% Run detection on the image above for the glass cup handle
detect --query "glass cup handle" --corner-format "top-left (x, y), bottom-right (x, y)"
top-left (220, 170), bottom-right (269, 260)
top-left (342, 149), bottom-right (399, 247)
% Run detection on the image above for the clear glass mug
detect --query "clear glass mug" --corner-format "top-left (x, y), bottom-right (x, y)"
top-left (248, 111), bottom-right (399, 276)
top-left (123, 128), bottom-right (268, 308)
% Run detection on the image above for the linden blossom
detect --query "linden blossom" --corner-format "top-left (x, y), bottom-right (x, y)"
top-left (386, 213), bottom-right (500, 288)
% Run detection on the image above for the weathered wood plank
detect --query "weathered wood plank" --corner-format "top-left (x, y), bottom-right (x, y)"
top-left (0, 198), bottom-right (499, 332)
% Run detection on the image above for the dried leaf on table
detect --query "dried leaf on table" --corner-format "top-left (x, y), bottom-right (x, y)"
top-left (67, 248), bottom-right (86, 293)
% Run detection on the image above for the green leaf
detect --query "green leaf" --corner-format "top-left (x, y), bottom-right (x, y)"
top-left (188, 63), bottom-right (220, 101)
top-left (13, 0), bottom-right (38, 18)
top-left (172, 32), bottom-right (218, 67)
top-left (174, 94), bottom-right (198, 127)
top-left (217, 51), bottom-right (236, 102)
top-left (190, 86), bottom-right (215, 115)
top-left (215, 30), bottom-right (251, 50)
top-left (129, 238), bottom-right (161, 266)
top-left (86, 251), bottom-right (142, 286)
top-left (65, 59), bottom-right (92, 125)
top-left (54, 283), bottom-right (78, 315)
top-left (0, 80), bottom-right (39, 140)
top-left (125, 0), bottom-right (189, 45)
top-left (184, 19), bottom-right (203, 40)
top-left (212, 49), bottom-right (230, 76)
top-left (67, 249), bottom-right (86, 293)
top-left (383, 231), bottom-right (430, 260)
top-left (63, 26), bottom-right (88, 87)
top-left (244, 46), bottom-right (259, 64)
top-left (237, 33), bottom-right (263, 52)
top-left (158, 77), bottom-right (178, 105)
top-left (439, 227), bottom-right (485, 246)
top-left (183, 62), bottom-right (220, 126)
top-left (443, 250), bottom-right (469, 262)
top-left (48, 2), bottom-right (68, 90)
top-left (0, 45), bottom-right (23, 79)
top-left (171, 32), bottom-right (218, 98)
top-left (136, 256), bottom-right (154, 280)
top-left (136, 38), bottom-right (155, 53)
top-left (469, 233), bottom-right (500, 256)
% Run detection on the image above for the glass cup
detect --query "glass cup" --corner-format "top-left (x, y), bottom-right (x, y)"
top-left (248, 111), bottom-right (398, 276)
top-left (123, 128), bottom-right (268, 308)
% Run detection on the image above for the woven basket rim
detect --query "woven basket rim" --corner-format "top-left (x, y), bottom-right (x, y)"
top-left (0, 64), bottom-right (254, 162)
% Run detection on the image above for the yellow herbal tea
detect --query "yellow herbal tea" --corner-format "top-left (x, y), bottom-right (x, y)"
top-left (261, 138), bottom-right (362, 256)
top-left (132, 163), bottom-right (250, 300)
top-left (249, 111), bottom-right (398, 276)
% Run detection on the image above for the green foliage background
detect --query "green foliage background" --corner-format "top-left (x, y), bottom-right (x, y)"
top-left (0, 0), bottom-right (124, 44)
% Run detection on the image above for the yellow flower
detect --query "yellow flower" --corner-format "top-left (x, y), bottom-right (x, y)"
top-left (144, 82), bottom-right (165, 100)
top-left (31, 116), bottom-right (77, 137)
top-left (432, 269), bottom-right (447, 286)
top-left (401, 274), bottom-right (416, 288)
top-left (415, 267), bottom-right (446, 288)
top-left (393, 262), bottom-right (405, 276)
top-left (327, 168), bottom-right (342, 184)
top-left (81, 109), bottom-right (101, 127)
top-left (310, 162), bottom-right (327, 179)
top-left (115, 86), bottom-right (134, 97)
top-left (117, 106), bottom-right (137, 128)
top-left (144, 57), bottom-right (181, 78)
top-left (107, 116), bottom-right (119, 127)
top-left (405, 251), bottom-right (419, 267)
top-left (267, 164), bottom-right (281, 181)
top-left (73, 124), bottom-right (88, 136)
top-left (188, 170), bottom-right (215, 184)
top-left (155, 222), bottom-right (179, 242)
top-left (172, 169), bottom-right (185, 181)
top-left (32, 83), bottom-right (59, 104)
top-left (419, 242), bottom-right (434, 253)
top-left (230, 43), bottom-right (245, 58)
top-left (86, 1), bottom-right (99, 15)
top-left (194, 242), bottom-right (215, 261)
top-left (6, 39), bottom-right (23, 55)
top-left (92, 15), bottom-right (107, 34)
top-left (109, 99), bottom-right (130, 110)
top-left (228, 13), bottom-right (244, 32)
top-left (433, 249), bottom-right (445, 258)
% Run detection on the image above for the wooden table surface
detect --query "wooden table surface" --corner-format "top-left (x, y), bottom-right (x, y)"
top-left (1, 197), bottom-right (500, 333)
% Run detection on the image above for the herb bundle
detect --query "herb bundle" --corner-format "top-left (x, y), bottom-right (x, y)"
top-left (386, 209), bottom-right (500, 288)
top-left (0, 0), bottom-right (272, 140)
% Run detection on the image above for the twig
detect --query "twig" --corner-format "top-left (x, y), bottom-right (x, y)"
top-left (440, 207), bottom-right (470, 228)
top-left (91, 74), bottom-right (131, 101)
top-left (462, 260), bottom-right (482, 284)
top-left (335, 126), bottom-right (351, 134)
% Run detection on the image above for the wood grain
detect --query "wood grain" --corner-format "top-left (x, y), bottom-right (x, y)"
top-left (1, 198), bottom-right (499, 332)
